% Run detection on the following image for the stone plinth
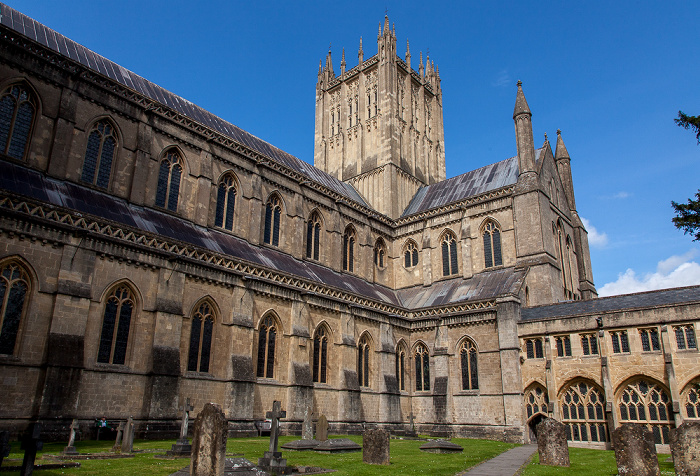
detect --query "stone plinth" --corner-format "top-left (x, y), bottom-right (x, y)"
top-left (419, 440), bottom-right (463, 453)
top-left (314, 438), bottom-right (361, 453)
top-left (535, 417), bottom-right (570, 467)
top-left (280, 439), bottom-right (320, 451)
top-left (257, 451), bottom-right (292, 475)
top-left (167, 438), bottom-right (192, 457)
top-left (362, 429), bottom-right (390, 465)
top-left (191, 403), bottom-right (228, 476)
top-left (670, 421), bottom-right (700, 476)
top-left (612, 423), bottom-right (660, 476)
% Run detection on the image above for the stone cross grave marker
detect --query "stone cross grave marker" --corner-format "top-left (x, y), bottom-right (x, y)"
top-left (535, 417), bottom-right (569, 467)
top-left (302, 407), bottom-right (313, 440)
top-left (112, 421), bottom-right (125, 453)
top-left (190, 402), bottom-right (227, 476)
top-left (363, 428), bottom-right (390, 465)
top-left (20, 422), bottom-right (42, 476)
top-left (266, 400), bottom-right (285, 454)
top-left (169, 398), bottom-right (194, 456)
top-left (611, 423), bottom-right (660, 476)
top-left (316, 414), bottom-right (328, 442)
top-left (670, 420), bottom-right (700, 476)
top-left (258, 401), bottom-right (292, 475)
top-left (0, 431), bottom-right (11, 467)
top-left (62, 419), bottom-right (80, 456)
top-left (121, 417), bottom-right (134, 454)
top-left (406, 413), bottom-right (417, 436)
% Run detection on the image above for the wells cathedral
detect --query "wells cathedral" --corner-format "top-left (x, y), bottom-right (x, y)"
top-left (1, 4), bottom-right (699, 450)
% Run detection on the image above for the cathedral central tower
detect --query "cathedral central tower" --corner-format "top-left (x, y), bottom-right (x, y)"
top-left (313, 16), bottom-right (446, 218)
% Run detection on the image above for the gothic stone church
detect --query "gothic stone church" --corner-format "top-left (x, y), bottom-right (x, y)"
top-left (1, 5), bottom-right (699, 448)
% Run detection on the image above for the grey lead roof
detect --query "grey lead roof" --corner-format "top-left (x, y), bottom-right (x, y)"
top-left (521, 286), bottom-right (700, 321)
top-left (0, 4), bottom-right (368, 207)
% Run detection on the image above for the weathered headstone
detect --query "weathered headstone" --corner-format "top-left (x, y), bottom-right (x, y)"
top-left (0, 431), bottom-right (11, 467)
top-left (535, 417), bottom-right (569, 467)
top-left (302, 407), bottom-right (314, 440)
top-left (612, 423), bottom-right (660, 476)
top-left (316, 414), bottom-right (328, 442)
top-left (419, 440), bottom-right (463, 453)
top-left (169, 398), bottom-right (194, 456)
top-left (405, 413), bottom-right (417, 437)
top-left (362, 428), bottom-right (390, 465)
top-left (62, 419), bottom-right (80, 456)
top-left (314, 438), bottom-right (361, 453)
top-left (20, 422), bottom-right (42, 476)
top-left (257, 400), bottom-right (292, 474)
top-left (112, 421), bottom-right (125, 453)
top-left (190, 402), bottom-right (227, 476)
top-left (121, 417), bottom-right (134, 453)
top-left (670, 421), bottom-right (700, 476)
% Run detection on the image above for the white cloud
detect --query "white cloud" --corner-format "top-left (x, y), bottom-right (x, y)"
top-left (598, 249), bottom-right (700, 297)
top-left (612, 191), bottom-right (630, 199)
top-left (491, 69), bottom-right (510, 88)
top-left (581, 217), bottom-right (608, 247)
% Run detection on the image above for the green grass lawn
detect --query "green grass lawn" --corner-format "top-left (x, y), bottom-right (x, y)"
top-left (521, 447), bottom-right (676, 476)
top-left (1, 436), bottom-right (516, 476)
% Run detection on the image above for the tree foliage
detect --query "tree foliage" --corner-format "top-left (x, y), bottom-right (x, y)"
top-left (672, 191), bottom-right (700, 241)
top-left (675, 111), bottom-right (700, 144)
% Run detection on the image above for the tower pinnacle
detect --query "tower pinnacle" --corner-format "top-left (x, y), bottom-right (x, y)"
top-left (513, 80), bottom-right (531, 119)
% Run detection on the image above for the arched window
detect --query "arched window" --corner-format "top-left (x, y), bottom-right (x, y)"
top-left (374, 239), bottom-right (386, 268)
top-left (0, 261), bottom-right (30, 355)
top-left (214, 174), bottom-right (237, 230)
top-left (683, 381), bottom-right (700, 419)
top-left (561, 381), bottom-right (608, 442)
top-left (81, 120), bottom-right (117, 189)
top-left (0, 83), bottom-right (35, 160)
top-left (441, 231), bottom-right (458, 276)
top-left (618, 379), bottom-right (673, 444)
top-left (343, 226), bottom-right (356, 272)
top-left (306, 212), bottom-right (322, 260)
top-left (414, 343), bottom-right (430, 391)
top-left (155, 149), bottom-right (183, 212)
top-left (256, 314), bottom-right (277, 378)
top-left (312, 325), bottom-right (328, 383)
top-left (395, 343), bottom-right (406, 391)
top-left (483, 221), bottom-right (502, 268)
top-left (459, 339), bottom-right (478, 390)
top-left (187, 301), bottom-right (214, 373)
top-left (403, 240), bottom-right (419, 268)
top-left (264, 195), bottom-right (282, 246)
top-left (525, 338), bottom-right (544, 359)
top-left (357, 334), bottom-right (370, 387)
top-left (97, 285), bottom-right (135, 365)
top-left (525, 384), bottom-right (549, 419)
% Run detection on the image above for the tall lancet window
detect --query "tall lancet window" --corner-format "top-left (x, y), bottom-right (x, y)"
top-left (155, 149), bottom-right (183, 212)
top-left (414, 343), bottom-right (430, 391)
top-left (187, 301), bottom-right (214, 373)
top-left (0, 83), bottom-right (35, 160)
top-left (483, 221), bottom-right (503, 268)
top-left (214, 174), bottom-right (237, 230)
top-left (343, 226), bottom-right (356, 272)
top-left (357, 334), bottom-right (370, 387)
top-left (256, 314), bottom-right (277, 378)
top-left (441, 231), bottom-right (458, 276)
top-left (312, 325), bottom-right (328, 383)
top-left (81, 120), bottom-right (117, 189)
top-left (97, 285), bottom-right (135, 365)
top-left (306, 212), bottom-right (322, 260)
top-left (0, 261), bottom-right (30, 355)
top-left (264, 195), bottom-right (282, 246)
top-left (460, 338), bottom-right (479, 390)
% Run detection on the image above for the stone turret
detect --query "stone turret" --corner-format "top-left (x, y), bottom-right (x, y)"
top-left (513, 81), bottom-right (536, 182)
top-left (554, 129), bottom-right (575, 211)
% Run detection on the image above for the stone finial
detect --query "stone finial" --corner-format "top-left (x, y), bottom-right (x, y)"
top-left (513, 80), bottom-right (531, 119)
top-left (555, 129), bottom-right (570, 161)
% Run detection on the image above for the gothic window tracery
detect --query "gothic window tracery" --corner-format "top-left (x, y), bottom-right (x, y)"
top-left (306, 212), bottom-right (322, 261)
top-left (0, 261), bottom-right (30, 355)
top-left (256, 314), bottom-right (277, 378)
top-left (525, 385), bottom-right (549, 419)
top-left (264, 195), bottom-right (282, 246)
top-left (483, 221), bottom-right (503, 269)
top-left (214, 173), bottom-right (237, 230)
top-left (357, 334), bottom-right (370, 387)
top-left (561, 381), bottom-right (608, 442)
top-left (81, 120), bottom-right (116, 189)
top-left (97, 284), bottom-right (135, 365)
top-left (555, 335), bottom-right (572, 357)
top-left (618, 379), bottom-right (673, 444)
top-left (414, 343), bottom-right (430, 391)
top-left (0, 83), bottom-right (35, 160)
top-left (343, 226), bottom-right (356, 272)
top-left (683, 381), bottom-right (700, 419)
top-left (373, 238), bottom-right (386, 268)
top-left (187, 301), bottom-right (214, 373)
top-left (155, 149), bottom-right (183, 212)
top-left (441, 231), bottom-right (458, 276)
top-left (395, 342), bottom-right (406, 391)
top-left (403, 240), bottom-right (419, 268)
top-left (674, 325), bottom-right (697, 350)
top-left (610, 331), bottom-right (630, 353)
top-left (525, 338), bottom-right (544, 359)
top-left (312, 325), bottom-right (329, 383)
top-left (639, 327), bottom-right (661, 352)
top-left (581, 333), bottom-right (599, 356)
top-left (459, 338), bottom-right (478, 390)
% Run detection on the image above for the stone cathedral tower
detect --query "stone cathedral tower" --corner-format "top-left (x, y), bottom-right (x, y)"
top-left (314, 16), bottom-right (446, 218)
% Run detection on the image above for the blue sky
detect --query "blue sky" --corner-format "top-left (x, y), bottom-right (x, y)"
top-left (5, 0), bottom-right (700, 296)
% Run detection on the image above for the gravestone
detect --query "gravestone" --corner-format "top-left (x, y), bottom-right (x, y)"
top-left (612, 423), bottom-right (660, 476)
top-left (535, 417), bottom-right (569, 467)
top-left (62, 419), bottom-right (80, 456)
top-left (190, 402), bottom-right (227, 476)
top-left (405, 413), bottom-right (417, 437)
top-left (257, 401), bottom-right (292, 475)
top-left (419, 440), bottom-right (463, 453)
top-left (314, 438), bottom-right (361, 453)
top-left (280, 406), bottom-right (319, 450)
top-left (0, 431), bottom-right (11, 467)
top-left (121, 417), bottom-right (134, 453)
top-left (20, 422), bottom-right (42, 476)
top-left (169, 398), bottom-right (194, 456)
top-left (316, 415), bottom-right (328, 442)
top-left (302, 407), bottom-right (313, 440)
top-left (112, 421), bottom-right (125, 453)
top-left (362, 428), bottom-right (390, 465)
top-left (670, 421), bottom-right (700, 476)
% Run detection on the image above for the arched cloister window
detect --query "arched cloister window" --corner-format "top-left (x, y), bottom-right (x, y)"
top-left (264, 195), bottom-right (282, 246)
top-left (483, 221), bottom-right (503, 268)
top-left (214, 173), bottom-right (237, 230)
top-left (525, 384), bottom-right (549, 420)
top-left (683, 380), bottom-right (700, 419)
top-left (256, 313), bottom-right (277, 378)
top-left (81, 120), bottom-right (117, 189)
top-left (343, 226), bottom-right (356, 272)
top-left (187, 301), bottom-right (215, 373)
top-left (155, 149), bottom-right (183, 212)
top-left (395, 342), bottom-right (406, 391)
top-left (618, 378), bottom-right (674, 444)
top-left (0, 261), bottom-right (30, 355)
top-left (441, 231), bottom-right (458, 277)
top-left (560, 380), bottom-right (608, 442)
top-left (459, 338), bottom-right (478, 390)
top-left (0, 83), bottom-right (36, 160)
top-left (357, 334), bottom-right (371, 387)
top-left (97, 284), bottom-right (135, 365)
top-left (312, 324), bottom-right (329, 383)
top-left (306, 212), bottom-right (322, 260)
top-left (414, 343), bottom-right (430, 391)
top-left (403, 240), bottom-right (419, 268)
top-left (374, 238), bottom-right (386, 268)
